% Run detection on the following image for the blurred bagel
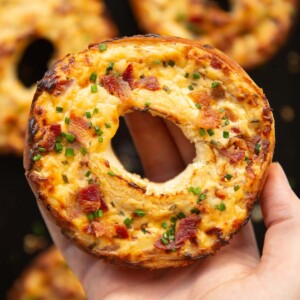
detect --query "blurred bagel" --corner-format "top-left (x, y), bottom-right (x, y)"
top-left (25, 35), bottom-right (274, 269)
top-left (0, 0), bottom-right (116, 154)
top-left (8, 246), bottom-right (86, 300)
top-left (131, 0), bottom-right (297, 69)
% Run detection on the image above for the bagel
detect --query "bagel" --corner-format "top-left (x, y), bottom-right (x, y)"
top-left (130, 0), bottom-right (297, 69)
top-left (0, 0), bottom-right (116, 155)
top-left (24, 35), bottom-right (275, 269)
top-left (8, 247), bottom-right (86, 300)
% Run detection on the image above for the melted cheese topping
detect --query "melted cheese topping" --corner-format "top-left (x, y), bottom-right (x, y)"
top-left (27, 37), bottom-right (274, 268)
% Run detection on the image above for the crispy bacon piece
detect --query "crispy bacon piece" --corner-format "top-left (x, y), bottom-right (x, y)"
top-left (77, 184), bottom-right (101, 213)
top-left (101, 75), bottom-right (131, 101)
top-left (122, 64), bottom-right (160, 91)
top-left (211, 83), bottom-right (225, 99)
top-left (219, 147), bottom-right (245, 164)
top-left (69, 112), bottom-right (89, 145)
top-left (215, 189), bottom-right (226, 200)
top-left (115, 225), bottom-right (129, 239)
top-left (211, 57), bottom-right (222, 69)
top-left (155, 215), bottom-right (201, 250)
top-left (87, 221), bottom-right (115, 238)
top-left (189, 91), bottom-right (212, 110)
top-left (197, 109), bottom-right (222, 129)
top-left (39, 124), bottom-right (61, 151)
top-left (246, 162), bottom-right (256, 179)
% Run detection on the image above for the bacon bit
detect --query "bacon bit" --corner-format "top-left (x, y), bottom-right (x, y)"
top-left (219, 147), bottom-right (245, 164)
top-left (53, 79), bottom-right (73, 97)
top-left (69, 112), bottom-right (89, 145)
top-left (122, 64), bottom-right (160, 91)
top-left (101, 75), bottom-right (131, 101)
top-left (262, 125), bottom-right (271, 137)
top-left (122, 64), bottom-right (136, 89)
top-left (211, 57), bottom-right (222, 69)
top-left (139, 76), bottom-right (160, 90)
top-left (228, 137), bottom-right (248, 151)
top-left (77, 184), bottom-right (101, 213)
top-left (87, 221), bottom-right (115, 238)
top-left (175, 214), bottom-right (201, 245)
top-left (115, 225), bottom-right (129, 239)
top-left (245, 136), bottom-right (261, 153)
top-left (211, 83), bottom-right (225, 99)
top-left (224, 108), bottom-right (237, 122)
top-left (154, 239), bottom-right (180, 251)
top-left (197, 109), bottom-right (222, 129)
top-left (246, 163), bottom-right (256, 179)
top-left (39, 124), bottom-right (61, 151)
top-left (231, 127), bottom-right (241, 134)
top-left (215, 189), bottom-right (226, 200)
top-left (189, 91), bottom-right (212, 110)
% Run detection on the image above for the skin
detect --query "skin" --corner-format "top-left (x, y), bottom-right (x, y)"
top-left (40, 112), bottom-right (300, 300)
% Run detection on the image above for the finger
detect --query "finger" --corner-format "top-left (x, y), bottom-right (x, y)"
top-left (163, 119), bottom-right (196, 165)
top-left (259, 163), bottom-right (300, 273)
top-left (125, 111), bottom-right (185, 182)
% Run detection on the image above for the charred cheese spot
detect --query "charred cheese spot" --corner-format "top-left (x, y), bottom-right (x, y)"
top-left (25, 35), bottom-right (274, 269)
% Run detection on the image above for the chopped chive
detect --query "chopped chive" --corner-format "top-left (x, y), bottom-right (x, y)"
top-left (234, 185), bottom-right (240, 191)
top-left (212, 81), bottom-right (219, 88)
top-left (90, 72), bottom-right (97, 82)
top-left (86, 112), bottom-right (92, 118)
top-left (33, 154), bottom-right (42, 161)
top-left (153, 59), bottom-right (161, 65)
top-left (65, 147), bottom-right (74, 157)
top-left (105, 122), bottom-right (111, 128)
top-left (161, 222), bottom-right (168, 229)
top-left (177, 212), bottom-right (186, 219)
top-left (55, 143), bottom-right (63, 153)
top-left (64, 117), bottom-right (70, 124)
top-left (199, 128), bottom-right (206, 136)
top-left (185, 72), bottom-right (189, 78)
top-left (161, 237), bottom-right (169, 245)
top-left (188, 85), bottom-right (194, 91)
top-left (56, 136), bottom-right (62, 143)
top-left (223, 131), bottom-right (230, 139)
top-left (56, 107), bottom-right (63, 113)
top-left (93, 209), bottom-right (103, 218)
top-left (98, 137), bottom-right (103, 143)
top-left (88, 122), bottom-right (93, 129)
top-left (87, 213), bottom-right (94, 221)
top-left (193, 71), bottom-right (200, 79)
top-left (219, 107), bottom-right (225, 113)
top-left (61, 132), bottom-right (66, 137)
top-left (207, 128), bottom-right (214, 136)
top-left (215, 202), bottom-right (226, 211)
top-left (66, 133), bottom-right (75, 143)
top-left (198, 193), bottom-right (207, 202)
top-left (93, 108), bottom-right (99, 114)
top-left (188, 186), bottom-right (201, 195)
top-left (168, 60), bottom-right (175, 67)
top-left (210, 139), bottom-right (219, 146)
top-left (170, 216), bottom-right (177, 223)
top-left (124, 217), bottom-right (133, 228)
top-left (91, 84), bottom-right (98, 93)
top-left (244, 156), bottom-right (249, 163)
top-left (62, 174), bottom-right (68, 183)
top-left (195, 103), bottom-right (201, 109)
top-left (80, 147), bottom-right (87, 155)
top-left (87, 178), bottom-right (93, 184)
top-left (107, 171), bottom-right (115, 176)
top-left (94, 125), bottom-right (103, 136)
top-left (134, 209), bottom-right (145, 217)
top-left (99, 43), bottom-right (107, 52)
top-left (255, 143), bottom-right (261, 155)
top-left (191, 208), bottom-right (200, 214)
top-left (85, 170), bottom-right (91, 177)
top-left (38, 147), bottom-right (46, 153)
top-left (224, 173), bottom-right (233, 181)
top-left (106, 62), bottom-right (114, 75)
top-left (145, 101), bottom-right (151, 107)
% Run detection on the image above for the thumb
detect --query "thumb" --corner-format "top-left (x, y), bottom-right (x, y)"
top-left (259, 162), bottom-right (300, 274)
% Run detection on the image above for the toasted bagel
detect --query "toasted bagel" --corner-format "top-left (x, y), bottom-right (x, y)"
top-left (25, 35), bottom-right (274, 269)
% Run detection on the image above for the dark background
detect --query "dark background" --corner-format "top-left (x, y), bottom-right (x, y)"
top-left (1, 0), bottom-right (299, 298)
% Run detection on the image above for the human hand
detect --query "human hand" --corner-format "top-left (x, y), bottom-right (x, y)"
top-left (40, 112), bottom-right (300, 299)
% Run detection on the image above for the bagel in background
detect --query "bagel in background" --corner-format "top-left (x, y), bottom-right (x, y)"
top-left (130, 0), bottom-right (297, 69)
top-left (0, 0), bottom-right (117, 155)
top-left (8, 246), bottom-right (86, 300)
top-left (24, 35), bottom-right (275, 269)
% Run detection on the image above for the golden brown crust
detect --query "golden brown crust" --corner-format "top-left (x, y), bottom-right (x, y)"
top-left (130, 0), bottom-right (297, 69)
top-left (24, 35), bottom-right (275, 269)
top-left (0, 0), bottom-right (117, 155)
top-left (8, 247), bottom-right (86, 300)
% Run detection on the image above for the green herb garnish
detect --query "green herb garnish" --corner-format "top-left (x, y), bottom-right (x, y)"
top-left (65, 147), bottom-right (74, 157)
top-left (33, 154), bottom-right (42, 161)
top-left (134, 209), bottom-right (145, 217)
top-left (212, 81), bottom-right (219, 88)
top-left (207, 128), bottom-right (214, 136)
top-left (99, 43), bottom-right (107, 52)
top-left (56, 107), bottom-right (63, 113)
top-left (66, 133), bottom-right (75, 143)
top-left (215, 202), bottom-right (226, 211)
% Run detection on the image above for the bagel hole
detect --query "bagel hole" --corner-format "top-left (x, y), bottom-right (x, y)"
top-left (17, 38), bottom-right (55, 88)
top-left (211, 0), bottom-right (231, 12)
top-left (111, 112), bottom-right (196, 183)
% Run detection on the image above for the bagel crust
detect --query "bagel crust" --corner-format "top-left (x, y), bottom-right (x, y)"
top-left (131, 0), bottom-right (297, 69)
top-left (25, 35), bottom-right (275, 269)
top-left (8, 247), bottom-right (86, 300)
top-left (0, 0), bottom-right (116, 154)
